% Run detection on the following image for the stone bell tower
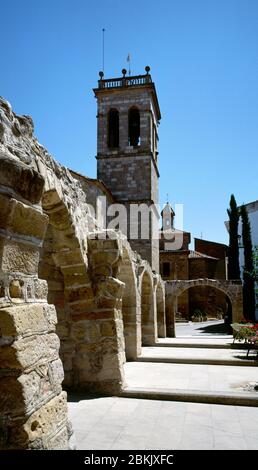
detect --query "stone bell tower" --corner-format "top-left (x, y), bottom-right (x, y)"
top-left (93, 66), bottom-right (161, 272)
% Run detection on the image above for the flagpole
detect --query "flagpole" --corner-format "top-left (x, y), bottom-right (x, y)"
top-left (102, 28), bottom-right (105, 74)
top-left (127, 53), bottom-right (131, 76)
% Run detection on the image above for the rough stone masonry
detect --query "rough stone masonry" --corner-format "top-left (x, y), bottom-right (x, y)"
top-left (0, 68), bottom-right (242, 449)
top-left (0, 96), bottom-right (166, 449)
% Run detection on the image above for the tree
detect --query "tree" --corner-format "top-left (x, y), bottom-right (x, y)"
top-left (240, 205), bottom-right (256, 321)
top-left (227, 194), bottom-right (240, 280)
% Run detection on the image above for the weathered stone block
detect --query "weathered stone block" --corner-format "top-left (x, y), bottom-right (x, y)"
top-left (47, 204), bottom-right (70, 230)
top-left (70, 308), bottom-right (113, 322)
top-left (0, 333), bottom-right (60, 370)
top-left (63, 272), bottom-right (90, 287)
top-left (69, 299), bottom-right (95, 316)
top-left (0, 358), bottom-right (64, 417)
top-left (4, 391), bottom-right (69, 449)
top-left (61, 264), bottom-right (87, 277)
top-left (65, 284), bottom-right (94, 303)
top-left (3, 199), bottom-right (48, 240)
top-left (0, 303), bottom-right (56, 338)
top-left (0, 238), bottom-right (39, 274)
top-left (0, 155), bottom-right (44, 204)
top-left (70, 322), bottom-right (87, 342)
top-left (100, 320), bottom-right (116, 337)
top-left (53, 250), bottom-right (82, 267)
top-left (0, 193), bottom-right (11, 229)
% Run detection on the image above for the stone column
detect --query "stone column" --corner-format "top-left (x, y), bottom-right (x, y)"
top-left (156, 287), bottom-right (166, 338)
top-left (141, 269), bottom-right (157, 346)
top-left (118, 257), bottom-right (141, 361)
top-left (0, 157), bottom-right (71, 449)
top-left (84, 235), bottom-right (127, 394)
top-left (165, 291), bottom-right (176, 337)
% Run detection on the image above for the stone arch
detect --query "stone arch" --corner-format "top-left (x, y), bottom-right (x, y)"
top-left (156, 280), bottom-right (166, 338)
top-left (165, 279), bottom-right (243, 337)
top-left (117, 244), bottom-right (140, 360)
top-left (186, 284), bottom-right (228, 320)
top-left (40, 191), bottom-right (126, 395)
top-left (40, 188), bottom-right (95, 389)
top-left (140, 268), bottom-right (156, 345)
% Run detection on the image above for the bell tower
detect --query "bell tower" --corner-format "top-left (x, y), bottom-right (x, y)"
top-left (93, 66), bottom-right (161, 272)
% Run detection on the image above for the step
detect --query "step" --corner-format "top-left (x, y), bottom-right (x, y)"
top-left (154, 342), bottom-right (232, 349)
top-left (136, 356), bottom-right (257, 367)
top-left (155, 337), bottom-right (235, 349)
top-left (137, 346), bottom-right (258, 367)
top-left (123, 361), bottom-right (258, 408)
top-left (121, 387), bottom-right (258, 407)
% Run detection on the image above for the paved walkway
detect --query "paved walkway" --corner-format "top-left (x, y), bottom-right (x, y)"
top-left (69, 395), bottom-right (258, 450)
top-left (175, 319), bottom-right (232, 337)
top-left (69, 320), bottom-right (258, 449)
top-left (123, 362), bottom-right (258, 393)
top-left (139, 346), bottom-right (257, 365)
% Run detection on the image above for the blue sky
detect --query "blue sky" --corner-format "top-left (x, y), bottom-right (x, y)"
top-left (1, 0), bottom-right (258, 245)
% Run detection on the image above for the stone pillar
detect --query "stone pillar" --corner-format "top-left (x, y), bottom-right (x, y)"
top-left (0, 157), bottom-right (71, 449)
top-left (165, 292), bottom-right (176, 337)
top-left (232, 296), bottom-right (243, 323)
top-left (156, 282), bottom-right (166, 338)
top-left (141, 270), bottom-right (157, 346)
top-left (86, 235), bottom-right (126, 394)
top-left (118, 257), bottom-right (141, 361)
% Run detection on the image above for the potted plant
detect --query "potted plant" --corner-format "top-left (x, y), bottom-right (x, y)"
top-left (191, 308), bottom-right (203, 322)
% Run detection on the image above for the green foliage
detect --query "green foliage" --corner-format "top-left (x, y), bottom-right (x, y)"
top-left (227, 194), bottom-right (240, 280)
top-left (241, 205), bottom-right (256, 321)
top-left (192, 308), bottom-right (207, 318)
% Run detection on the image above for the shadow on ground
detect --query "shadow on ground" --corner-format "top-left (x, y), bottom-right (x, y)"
top-left (67, 392), bottom-right (105, 402)
top-left (196, 322), bottom-right (232, 336)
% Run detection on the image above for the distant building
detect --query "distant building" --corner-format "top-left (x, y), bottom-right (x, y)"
top-left (160, 203), bottom-right (228, 319)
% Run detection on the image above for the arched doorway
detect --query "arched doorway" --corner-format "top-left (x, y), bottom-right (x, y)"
top-left (186, 285), bottom-right (228, 321)
top-left (141, 271), bottom-right (155, 345)
top-left (165, 279), bottom-right (243, 337)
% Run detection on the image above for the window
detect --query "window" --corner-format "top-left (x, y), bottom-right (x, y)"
top-left (108, 109), bottom-right (119, 148)
top-left (128, 107), bottom-right (140, 146)
top-left (163, 262), bottom-right (170, 277)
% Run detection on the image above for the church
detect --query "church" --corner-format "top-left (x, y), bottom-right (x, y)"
top-left (0, 67), bottom-right (243, 449)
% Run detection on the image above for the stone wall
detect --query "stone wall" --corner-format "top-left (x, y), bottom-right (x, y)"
top-left (0, 155), bottom-right (72, 449)
top-left (0, 97), bottom-right (165, 449)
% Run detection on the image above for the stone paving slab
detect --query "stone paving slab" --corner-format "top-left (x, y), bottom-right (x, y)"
top-left (138, 346), bottom-right (257, 366)
top-left (68, 395), bottom-right (258, 450)
top-left (123, 362), bottom-right (258, 404)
